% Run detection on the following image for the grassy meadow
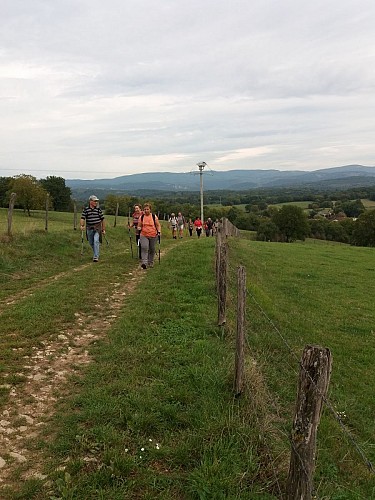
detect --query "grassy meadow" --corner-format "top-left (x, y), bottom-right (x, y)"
top-left (0, 209), bottom-right (374, 499)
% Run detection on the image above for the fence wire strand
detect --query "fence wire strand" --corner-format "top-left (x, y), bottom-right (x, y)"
top-left (224, 247), bottom-right (375, 477)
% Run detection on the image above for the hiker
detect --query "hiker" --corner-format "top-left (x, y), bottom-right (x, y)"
top-left (205, 217), bottom-right (214, 237)
top-left (169, 213), bottom-right (177, 239)
top-left (194, 216), bottom-right (203, 238)
top-left (188, 218), bottom-right (194, 237)
top-left (128, 204), bottom-right (143, 258)
top-left (80, 195), bottom-right (106, 262)
top-left (137, 203), bottom-right (161, 269)
top-left (177, 212), bottom-right (185, 238)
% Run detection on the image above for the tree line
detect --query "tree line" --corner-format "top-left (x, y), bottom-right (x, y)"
top-left (1, 174), bottom-right (375, 246)
top-left (247, 204), bottom-right (375, 247)
top-left (0, 175), bottom-right (72, 214)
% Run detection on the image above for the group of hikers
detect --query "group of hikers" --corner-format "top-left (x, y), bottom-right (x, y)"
top-left (80, 195), bottom-right (218, 268)
top-left (168, 213), bottom-right (218, 239)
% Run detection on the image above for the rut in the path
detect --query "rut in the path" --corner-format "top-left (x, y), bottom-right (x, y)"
top-left (0, 265), bottom-right (145, 488)
top-left (0, 263), bottom-right (91, 313)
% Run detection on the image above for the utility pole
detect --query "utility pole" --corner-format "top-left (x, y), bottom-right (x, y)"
top-left (197, 161), bottom-right (207, 223)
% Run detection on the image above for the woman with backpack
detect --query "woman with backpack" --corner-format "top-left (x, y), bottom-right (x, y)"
top-left (169, 213), bottom-right (178, 239)
top-left (128, 204), bottom-right (143, 258)
top-left (137, 203), bottom-right (161, 269)
top-left (188, 218), bottom-right (194, 237)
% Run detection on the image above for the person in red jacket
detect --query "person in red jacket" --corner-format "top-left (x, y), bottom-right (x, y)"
top-left (137, 203), bottom-right (161, 269)
top-left (193, 216), bottom-right (203, 238)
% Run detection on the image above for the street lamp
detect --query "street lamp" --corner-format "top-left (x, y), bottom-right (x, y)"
top-left (197, 161), bottom-right (207, 224)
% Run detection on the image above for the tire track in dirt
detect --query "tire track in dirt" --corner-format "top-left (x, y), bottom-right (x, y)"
top-left (0, 245), bottom-right (175, 491)
top-left (0, 264), bottom-right (145, 490)
top-left (0, 264), bottom-right (92, 314)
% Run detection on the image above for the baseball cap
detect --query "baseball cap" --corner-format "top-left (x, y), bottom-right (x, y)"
top-left (89, 195), bottom-right (99, 201)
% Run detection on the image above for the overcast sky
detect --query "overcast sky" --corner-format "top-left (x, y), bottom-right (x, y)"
top-left (1, 0), bottom-right (374, 180)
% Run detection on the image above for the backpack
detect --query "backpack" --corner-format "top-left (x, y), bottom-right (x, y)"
top-left (141, 212), bottom-right (158, 230)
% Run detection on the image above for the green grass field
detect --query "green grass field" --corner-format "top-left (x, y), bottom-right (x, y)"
top-left (0, 209), bottom-right (374, 498)
top-left (361, 198), bottom-right (375, 209)
top-left (209, 198), bottom-right (375, 212)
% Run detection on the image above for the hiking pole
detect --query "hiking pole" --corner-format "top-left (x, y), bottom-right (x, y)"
top-left (80, 229), bottom-right (84, 256)
top-left (128, 210), bottom-right (134, 258)
top-left (103, 233), bottom-right (109, 246)
top-left (158, 232), bottom-right (161, 264)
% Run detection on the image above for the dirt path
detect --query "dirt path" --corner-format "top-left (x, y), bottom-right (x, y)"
top-left (0, 263), bottom-right (91, 313)
top-left (0, 263), bottom-right (146, 490)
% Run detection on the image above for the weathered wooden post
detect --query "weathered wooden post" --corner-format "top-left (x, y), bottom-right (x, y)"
top-left (215, 226), bottom-right (222, 293)
top-left (222, 217), bottom-right (228, 237)
top-left (45, 193), bottom-right (49, 231)
top-left (234, 265), bottom-right (246, 396)
top-left (217, 240), bottom-right (228, 326)
top-left (114, 202), bottom-right (119, 227)
top-left (73, 201), bottom-right (78, 230)
top-left (7, 192), bottom-right (17, 237)
top-left (286, 345), bottom-right (332, 499)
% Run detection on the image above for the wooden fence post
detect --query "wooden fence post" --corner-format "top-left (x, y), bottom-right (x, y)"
top-left (217, 241), bottom-right (228, 326)
top-left (114, 202), bottom-right (119, 227)
top-left (234, 265), bottom-right (246, 396)
top-left (45, 193), bottom-right (49, 231)
top-left (215, 227), bottom-right (222, 293)
top-left (222, 217), bottom-right (228, 237)
top-left (7, 192), bottom-right (17, 237)
top-left (286, 345), bottom-right (332, 499)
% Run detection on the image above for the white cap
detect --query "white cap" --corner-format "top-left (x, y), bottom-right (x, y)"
top-left (89, 195), bottom-right (99, 201)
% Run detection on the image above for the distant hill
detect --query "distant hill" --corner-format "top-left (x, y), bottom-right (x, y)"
top-left (66, 164), bottom-right (375, 199)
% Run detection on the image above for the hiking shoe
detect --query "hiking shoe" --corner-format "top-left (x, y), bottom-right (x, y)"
top-left (93, 257), bottom-right (99, 262)
top-left (141, 263), bottom-right (147, 269)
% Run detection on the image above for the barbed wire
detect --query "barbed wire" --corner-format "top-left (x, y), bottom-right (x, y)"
top-left (226, 261), bottom-right (320, 497)
top-left (245, 285), bottom-right (374, 475)
top-left (223, 253), bottom-right (375, 475)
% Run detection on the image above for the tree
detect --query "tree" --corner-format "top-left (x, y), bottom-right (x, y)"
top-left (351, 209), bottom-right (375, 247)
top-left (8, 174), bottom-right (48, 216)
top-left (40, 176), bottom-right (72, 211)
top-left (227, 206), bottom-right (241, 225)
top-left (272, 205), bottom-right (309, 242)
top-left (0, 177), bottom-right (12, 207)
top-left (256, 220), bottom-right (278, 241)
top-left (308, 218), bottom-right (329, 240)
top-left (105, 194), bottom-right (134, 216)
top-left (335, 199), bottom-right (365, 218)
top-left (325, 222), bottom-right (350, 243)
top-left (235, 213), bottom-right (260, 231)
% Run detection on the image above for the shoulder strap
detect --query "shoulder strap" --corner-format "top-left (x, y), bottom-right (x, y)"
top-left (141, 213), bottom-right (157, 229)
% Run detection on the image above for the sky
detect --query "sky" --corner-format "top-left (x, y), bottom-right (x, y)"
top-left (1, 0), bottom-right (375, 180)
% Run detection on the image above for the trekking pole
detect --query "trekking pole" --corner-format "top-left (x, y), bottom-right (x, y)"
top-left (103, 233), bottom-right (109, 246)
top-left (158, 232), bottom-right (161, 264)
top-left (80, 229), bottom-right (84, 256)
top-left (128, 210), bottom-right (134, 258)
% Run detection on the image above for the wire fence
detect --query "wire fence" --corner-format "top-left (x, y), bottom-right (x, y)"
top-left (215, 218), bottom-right (374, 499)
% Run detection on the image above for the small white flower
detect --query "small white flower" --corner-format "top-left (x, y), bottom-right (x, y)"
top-left (141, 447), bottom-right (145, 452)
top-left (125, 448), bottom-right (128, 453)
top-left (149, 439), bottom-right (152, 442)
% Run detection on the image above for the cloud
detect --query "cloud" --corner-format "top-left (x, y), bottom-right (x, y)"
top-left (215, 147), bottom-right (273, 164)
top-left (0, 0), bottom-right (375, 179)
